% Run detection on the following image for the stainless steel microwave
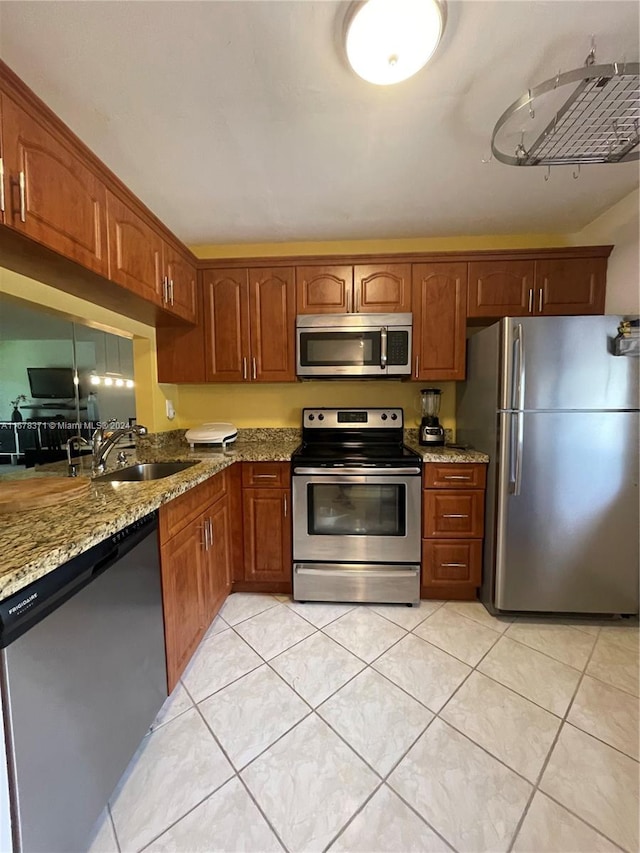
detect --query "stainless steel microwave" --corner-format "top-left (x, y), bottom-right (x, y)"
top-left (296, 313), bottom-right (412, 379)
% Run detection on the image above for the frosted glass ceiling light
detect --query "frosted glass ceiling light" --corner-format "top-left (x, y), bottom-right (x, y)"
top-left (346, 0), bottom-right (444, 86)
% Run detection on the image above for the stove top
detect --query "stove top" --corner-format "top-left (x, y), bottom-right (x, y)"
top-left (292, 407), bottom-right (421, 469)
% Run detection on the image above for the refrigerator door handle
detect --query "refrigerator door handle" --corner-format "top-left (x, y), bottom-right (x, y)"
top-left (511, 323), bottom-right (526, 411)
top-left (514, 411), bottom-right (524, 495)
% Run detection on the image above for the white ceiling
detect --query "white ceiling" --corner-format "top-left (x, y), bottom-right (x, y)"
top-left (0, 1), bottom-right (638, 245)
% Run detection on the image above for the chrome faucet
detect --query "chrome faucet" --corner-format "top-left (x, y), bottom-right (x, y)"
top-left (66, 435), bottom-right (91, 477)
top-left (92, 423), bottom-right (148, 474)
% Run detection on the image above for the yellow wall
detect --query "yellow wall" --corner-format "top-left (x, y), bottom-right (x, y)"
top-left (177, 381), bottom-right (456, 434)
top-left (0, 266), bottom-right (177, 432)
top-left (191, 233), bottom-right (569, 259)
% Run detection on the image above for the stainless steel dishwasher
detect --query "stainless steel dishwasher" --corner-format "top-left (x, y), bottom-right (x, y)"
top-left (0, 511), bottom-right (167, 853)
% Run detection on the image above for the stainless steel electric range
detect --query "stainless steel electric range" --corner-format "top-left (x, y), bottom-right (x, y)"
top-left (291, 408), bottom-right (422, 605)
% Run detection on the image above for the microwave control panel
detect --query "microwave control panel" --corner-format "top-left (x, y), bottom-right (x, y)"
top-left (387, 331), bottom-right (410, 365)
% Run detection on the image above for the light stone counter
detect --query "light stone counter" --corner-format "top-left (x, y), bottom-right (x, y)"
top-left (0, 427), bottom-right (488, 602)
top-left (0, 430), bottom-right (300, 602)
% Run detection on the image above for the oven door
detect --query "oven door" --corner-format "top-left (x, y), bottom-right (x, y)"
top-left (292, 471), bottom-right (421, 563)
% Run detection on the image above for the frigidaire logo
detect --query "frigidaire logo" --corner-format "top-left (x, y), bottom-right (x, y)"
top-left (8, 593), bottom-right (37, 615)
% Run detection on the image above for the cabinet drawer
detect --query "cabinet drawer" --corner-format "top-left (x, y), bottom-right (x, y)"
top-left (423, 490), bottom-right (484, 537)
top-left (242, 462), bottom-right (290, 488)
top-left (424, 463), bottom-right (486, 490)
top-left (422, 539), bottom-right (482, 585)
top-left (160, 469), bottom-right (228, 543)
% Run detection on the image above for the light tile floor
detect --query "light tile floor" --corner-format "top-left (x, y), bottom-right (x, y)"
top-left (87, 594), bottom-right (639, 853)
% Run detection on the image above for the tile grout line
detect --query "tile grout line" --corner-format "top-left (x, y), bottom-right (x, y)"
top-left (106, 802), bottom-right (121, 853)
top-left (179, 597), bottom-right (636, 853)
top-left (504, 625), bottom-right (622, 853)
top-left (188, 684), bottom-right (292, 853)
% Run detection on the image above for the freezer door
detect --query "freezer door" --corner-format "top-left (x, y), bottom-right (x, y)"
top-left (502, 316), bottom-right (639, 411)
top-left (495, 410), bottom-right (639, 614)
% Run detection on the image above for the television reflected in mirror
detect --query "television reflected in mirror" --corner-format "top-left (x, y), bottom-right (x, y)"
top-left (27, 367), bottom-right (80, 399)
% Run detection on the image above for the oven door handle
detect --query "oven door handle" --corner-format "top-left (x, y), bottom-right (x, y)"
top-left (293, 466), bottom-right (422, 476)
top-left (295, 567), bottom-right (419, 578)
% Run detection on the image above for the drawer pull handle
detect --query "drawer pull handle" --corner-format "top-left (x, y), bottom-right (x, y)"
top-left (443, 475), bottom-right (471, 480)
top-left (442, 513), bottom-right (469, 518)
top-left (254, 474), bottom-right (277, 479)
top-left (441, 562), bottom-right (467, 567)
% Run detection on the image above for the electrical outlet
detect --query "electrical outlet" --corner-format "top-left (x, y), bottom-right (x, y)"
top-left (165, 399), bottom-right (176, 420)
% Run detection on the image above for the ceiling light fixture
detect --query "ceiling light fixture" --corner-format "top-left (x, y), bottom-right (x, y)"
top-left (345, 0), bottom-right (444, 86)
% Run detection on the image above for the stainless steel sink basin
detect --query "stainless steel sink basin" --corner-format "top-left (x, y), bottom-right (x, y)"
top-left (95, 461), bottom-right (198, 482)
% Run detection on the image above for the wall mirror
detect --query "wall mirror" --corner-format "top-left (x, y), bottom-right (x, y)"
top-left (0, 295), bottom-right (136, 468)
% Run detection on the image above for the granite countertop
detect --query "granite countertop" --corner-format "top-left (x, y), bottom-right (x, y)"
top-left (0, 427), bottom-right (488, 603)
top-left (0, 430), bottom-right (300, 603)
top-left (404, 436), bottom-right (490, 464)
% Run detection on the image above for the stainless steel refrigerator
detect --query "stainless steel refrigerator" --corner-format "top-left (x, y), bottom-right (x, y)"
top-left (457, 315), bottom-right (639, 615)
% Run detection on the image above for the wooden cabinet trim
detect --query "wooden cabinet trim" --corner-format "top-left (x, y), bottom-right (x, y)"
top-left (200, 245), bottom-right (613, 270)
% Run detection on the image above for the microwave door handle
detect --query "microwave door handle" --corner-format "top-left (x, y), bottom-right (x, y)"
top-left (380, 328), bottom-right (388, 369)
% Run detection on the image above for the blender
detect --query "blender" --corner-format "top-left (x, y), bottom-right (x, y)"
top-left (419, 388), bottom-right (445, 447)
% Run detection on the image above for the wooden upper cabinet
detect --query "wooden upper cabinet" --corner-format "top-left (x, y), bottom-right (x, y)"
top-left (106, 190), bottom-right (163, 303)
top-left (203, 268), bottom-right (249, 382)
top-left (354, 264), bottom-right (411, 313)
top-left (467, 260), bottom-right (535, 317)
top-left (249, 267), bottom-right (296, 382)
top-left (1, 94), bottom-right (108, 275)
top-left (412, 262), bottom-right (467, 381)
top-left (535, 257), bottom-right (606, 315)
top-left (164, 243), bottom-right (197, 323)
top-left (296, 265), bottom-right (353, 314)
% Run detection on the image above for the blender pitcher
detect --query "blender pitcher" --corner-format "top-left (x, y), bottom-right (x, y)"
top-left (419, 388), bottom-right (445, 447)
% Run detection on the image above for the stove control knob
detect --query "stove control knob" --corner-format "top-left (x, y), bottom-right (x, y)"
top-left (381, 413), bottom-right (388, 420)
top-left (318, 413), bottom-right (325, 421)
top-left (308, 414), bottom-right (315, 421)
top-left (391, 413), bottom-right (398, 421)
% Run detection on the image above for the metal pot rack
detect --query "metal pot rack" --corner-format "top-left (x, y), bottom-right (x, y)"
top-left (491, 44), bottom-right (639, 168)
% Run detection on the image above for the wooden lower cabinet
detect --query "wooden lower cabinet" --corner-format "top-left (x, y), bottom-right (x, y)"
top-left (237, 462), bottom-right (292, 591)
top-left (421, 463), bottom-right (487, 601)
top-left (159, 469), bottom-right (233, 691)
top-left (160, 517), bottom-right (206, 692)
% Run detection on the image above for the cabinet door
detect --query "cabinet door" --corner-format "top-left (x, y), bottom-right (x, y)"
top-left (535, 258), bottom-right (606, 316)
top-left (1, 94), bottom-right (108, 275)
top-left (106, 190), bottom-right (163, 302)
top-left (249, 267), bottom-right (296, 382)
top-left (412, 262), bottom-right (467, 380)
top-left (203, 268), bottom-right (250, 381)
top-left (296, 265), bottom-right (353, 313)
top-left (202, 497), bottom-right (232, 626)
top-left (160, 519), bottom-right (205, 691)
top-left (354, 264), bottom-right (411, 313)
top-left (467, 260), bottom-right (535, 317)
top-left (243, 488), bottom-right (291, 582)
top-left (164, 244), bottom-right (197, 323)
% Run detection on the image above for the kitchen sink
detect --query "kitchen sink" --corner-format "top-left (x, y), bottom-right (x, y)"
top-left (95, 461), bottom-right (199, 482)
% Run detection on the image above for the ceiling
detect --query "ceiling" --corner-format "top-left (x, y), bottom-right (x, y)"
top-left (0, 1), bottom-right (638, 245)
